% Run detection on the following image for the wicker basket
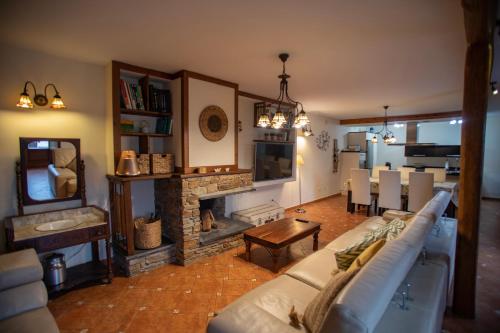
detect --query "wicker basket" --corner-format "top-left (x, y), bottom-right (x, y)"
top-left (134, 217), bottom-right (161, 249)
top-left (137, 154), bottom-right (150, 175)
top-left (151, 154), bottom-right (174, 174)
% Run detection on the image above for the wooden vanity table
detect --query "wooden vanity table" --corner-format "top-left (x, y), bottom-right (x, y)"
top-left (5, 206), bottom-right (113, 297)
top-left (5, 137), bottom-right (113, 297)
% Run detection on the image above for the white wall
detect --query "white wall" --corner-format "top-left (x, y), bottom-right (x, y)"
top-left (188, 78), bottom-right (236, 167)
top-left (226, 99), bottom-right (343, 213)
top-left (483, 112), bottom-right (500, 198)
top-left (418, 121), bottom-right (461, 145)
top-left (0, 43), bottom-right (112, 265)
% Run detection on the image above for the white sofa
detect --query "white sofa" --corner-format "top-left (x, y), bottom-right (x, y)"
top-left (0, 249), bottom-right (59, 333)
top-left (208, 191), bottom-right (455, 333)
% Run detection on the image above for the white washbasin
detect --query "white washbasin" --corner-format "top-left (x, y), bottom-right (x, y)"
top-left (35, 219), bottom-right (84, 232)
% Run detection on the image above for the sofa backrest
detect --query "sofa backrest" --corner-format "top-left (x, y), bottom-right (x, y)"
top-left (318, 191), bottom-right (452, 333)
top-left (415, 191), bottom-right (451, 223)
top-left (320, 239), bottom-right (420, 333)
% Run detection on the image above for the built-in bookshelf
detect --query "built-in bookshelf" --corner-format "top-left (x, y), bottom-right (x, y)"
top-left (111, 61), bottom-right (176, 168)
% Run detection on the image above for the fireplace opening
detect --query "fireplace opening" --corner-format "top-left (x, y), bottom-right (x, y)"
top-left (198, 197), bottom-right (254, 246)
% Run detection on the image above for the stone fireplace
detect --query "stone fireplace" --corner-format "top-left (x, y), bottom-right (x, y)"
top-left (155, 171), bottom-right (253, 265)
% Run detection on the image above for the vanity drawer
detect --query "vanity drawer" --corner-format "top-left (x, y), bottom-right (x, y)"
top-left (89, 225), bottom-right (107, 240)
top-left (36, 229), bottom-right (90, 252)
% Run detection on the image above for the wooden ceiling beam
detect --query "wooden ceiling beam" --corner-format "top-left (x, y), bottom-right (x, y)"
top-left (339, 110), bottom-right (462, 125)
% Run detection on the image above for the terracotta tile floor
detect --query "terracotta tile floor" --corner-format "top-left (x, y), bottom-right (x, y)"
top-left (48, 196), bottom-right (500, 333)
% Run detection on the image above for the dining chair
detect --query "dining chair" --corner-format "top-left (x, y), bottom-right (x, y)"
top-left (398, 167), bottom-right (416, 181)
top-left (424, 167), bottom-right (446, 183)
top-left (371, 165), bottom-right (389, 178)
top-left (378, 170), bottom-right (402, 214)
top-left (350, 168), bottom-right (373, 216)
top-left (408, 172), bottom-right (434, 212)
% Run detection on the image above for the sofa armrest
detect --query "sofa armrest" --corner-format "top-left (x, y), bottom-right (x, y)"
top-left (0, 307), bottom-right (59, 333)
top-left (0, 249), bottom-right (43, 291)
top-left (0, 281), bottom-right (47, 321)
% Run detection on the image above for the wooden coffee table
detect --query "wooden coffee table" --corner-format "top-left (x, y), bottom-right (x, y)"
top-left (243, 218), bottom-right (321, 272)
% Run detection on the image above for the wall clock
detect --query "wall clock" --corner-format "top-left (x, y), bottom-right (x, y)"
top-left (315, 130), bottom-right (330, 151)
top-left (199, 105), bottom-right (228, 142)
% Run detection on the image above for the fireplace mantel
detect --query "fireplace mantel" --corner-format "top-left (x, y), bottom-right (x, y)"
top-left (198, 186), bottom-right (255, 200)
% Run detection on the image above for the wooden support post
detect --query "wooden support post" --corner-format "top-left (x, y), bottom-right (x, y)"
top-left (453, 0), bottom-right (496, 318)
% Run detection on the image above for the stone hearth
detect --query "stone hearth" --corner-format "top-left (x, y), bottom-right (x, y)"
top-left (155, 171), bottom-right (253, 265)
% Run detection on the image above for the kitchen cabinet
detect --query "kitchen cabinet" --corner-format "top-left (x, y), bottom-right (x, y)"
top-left (404, 145), bottom-right (460, 157)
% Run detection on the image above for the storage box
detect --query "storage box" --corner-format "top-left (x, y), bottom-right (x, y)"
top-left (151, 154), bottom-right (174, 174)
top-left (137, 154), bottom-right (150, 175)
top-left (231, 202), bottom-right (285, 227)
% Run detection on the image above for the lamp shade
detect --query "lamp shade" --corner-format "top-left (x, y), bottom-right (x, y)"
top-left (16, 92), bottom-right (33, 109)
top-left (116, 150), bottom-right (140, 176)
top-left (296, 154), bottom-right (305, 166)
top-left (50, 94), bottom-right (66, 109)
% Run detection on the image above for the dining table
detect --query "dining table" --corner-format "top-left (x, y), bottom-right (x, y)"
top-left (345, 177), bottom-right (459, 216)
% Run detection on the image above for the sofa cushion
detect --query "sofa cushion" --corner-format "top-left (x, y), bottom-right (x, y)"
top-left (0, 281), bottom-right (47, 320)
top-left (325, 217), bottom-right (386, 252)
top-left (0, 249), bottom-right (43, 291)
top-left (52, 147), bottom-right (76, 169)
top-left (286, 249), bottom-right (338, 290)
top-left (303, 269), bottom-right (359, 333)
top-left (208, 301), bottom-right (304, 333)
top-left (347, 239), bottom-right (385, 273)
top-left (0, 307), bottom-right (59, 333)
top-left (220, 275), bottom-right (319, 326)
top-left (319, 239), bottom-right (420, 333)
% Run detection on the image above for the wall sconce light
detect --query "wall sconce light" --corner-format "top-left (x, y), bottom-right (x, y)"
top-left (16, 81), bottom-right (66, 109)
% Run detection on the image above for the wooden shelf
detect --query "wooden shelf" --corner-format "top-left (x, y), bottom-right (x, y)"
top-left (47, 261), bottom-right (110, 299)
top-left (107, 173), bottom-right (173, 182)
top-left (121, 109), bottom-right (171, 117)
top-left (121, 131), bottom-right (172, 137)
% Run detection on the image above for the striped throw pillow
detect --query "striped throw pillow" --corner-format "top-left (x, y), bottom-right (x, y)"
top-left (335, 218), bottom-right (406, 270)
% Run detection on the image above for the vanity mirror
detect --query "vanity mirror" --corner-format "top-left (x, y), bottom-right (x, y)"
top-left (17, 138), bottom-right (86, 214)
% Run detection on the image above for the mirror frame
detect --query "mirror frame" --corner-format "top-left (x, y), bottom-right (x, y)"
top-left (18, 137), bottom-right (84, 209)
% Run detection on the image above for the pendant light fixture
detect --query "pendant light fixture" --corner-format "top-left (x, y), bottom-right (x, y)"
top-left (371, 105), bottom-right (396, 144)
top-left (260, 53), bottom-right (309, 130)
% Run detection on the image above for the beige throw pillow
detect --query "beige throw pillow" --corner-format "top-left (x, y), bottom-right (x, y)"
top-left (302, 268), bottom-right (359, 333)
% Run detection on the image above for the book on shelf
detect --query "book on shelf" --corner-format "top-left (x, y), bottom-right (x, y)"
top-left (120, 79), bottom-right (145, 110)
top-left (155, 116), bottom-right (173, 135)
top-left (148, 85), bottom-right (171, 113)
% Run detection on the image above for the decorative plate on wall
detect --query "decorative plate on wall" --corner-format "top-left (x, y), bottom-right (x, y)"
top-left (199, 105), bottom-right (228, 142)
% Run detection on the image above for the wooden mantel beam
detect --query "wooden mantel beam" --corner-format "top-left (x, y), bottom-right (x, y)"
top-left (453, 0), bottom-right (497, 318)
top-left (339, 111), bottom-right (462, 125)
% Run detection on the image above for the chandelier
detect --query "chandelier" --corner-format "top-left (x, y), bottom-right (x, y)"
top-left (257, 53), bottom-right (311, 130)
top-left (371, 105), bottom-right (396, 144)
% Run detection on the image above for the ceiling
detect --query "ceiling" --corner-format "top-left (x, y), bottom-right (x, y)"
top-left (0, 1), bottom-right (470, 119)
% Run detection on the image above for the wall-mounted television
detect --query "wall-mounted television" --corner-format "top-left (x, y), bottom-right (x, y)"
top-left (254, 142), bottom-right (294, 182)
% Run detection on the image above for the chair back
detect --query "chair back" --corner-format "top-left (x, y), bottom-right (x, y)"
top-left (397, 167), bottom-right (416, 181)
top-left (351, 169), bottom-right (371, 205)
top-left (424, 167), bottom-right (446, 182)
top-left (378, 170), bottom-right (402, 210)
top-left (371, 165), bottom-right (389, 178)
top-left (408, 172), bottom-right (434, 212)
